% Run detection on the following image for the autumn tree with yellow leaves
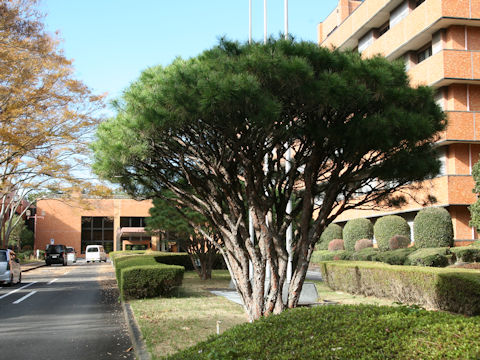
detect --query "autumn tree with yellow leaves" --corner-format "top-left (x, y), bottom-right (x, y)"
top-left (0, 0), bottom-right (104, 247)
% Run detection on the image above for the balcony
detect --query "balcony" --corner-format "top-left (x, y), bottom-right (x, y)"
top-left (438, 111), bottom-right (480, 143)
top-left (407, 49), bottom-right (480, 87)
top-left (321, 0), bottom-right (480, 57)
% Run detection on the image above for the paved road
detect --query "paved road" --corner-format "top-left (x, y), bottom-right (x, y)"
top-left (0, 261), bottom-right (133, 360)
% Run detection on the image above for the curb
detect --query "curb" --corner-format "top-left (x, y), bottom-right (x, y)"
top-left (21, 263), bottom-right (45, 272)
top-left (122, 301), bottom-right (151, 360)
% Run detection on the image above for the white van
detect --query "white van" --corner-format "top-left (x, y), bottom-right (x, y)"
top-left (85, 245), bottom-right (107, 263)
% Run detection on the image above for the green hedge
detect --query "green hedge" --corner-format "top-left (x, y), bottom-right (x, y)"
top-left (375, 248), bottom-right (416, 265)
top-left (166, 305), bottom-right (480, 360)
top-left (450, 246), bottom-right (480, 263)
top-left (343, 218), bottom-right (373, 251)
top-left (317, 224), bottom-right (343, 250)
top-left (114, 255), bottom-right (160, 288)
top-left (350, 247), bottom-right (379, 261)
top-left (374, 215), bottom-right (411, 251)
top-left (414, 207), bottom-right (454, 248)
top-left (311, 250), bottom-right (352, 262)
top-left (319, 261), bottom-right (480, 315)
top-left (121, 264), bottom-right (184, 299)
top-left (405, 247), bottom-right (453, 267)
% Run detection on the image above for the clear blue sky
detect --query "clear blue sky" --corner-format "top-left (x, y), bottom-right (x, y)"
top-left (41, 0), bottom-right (338, 109)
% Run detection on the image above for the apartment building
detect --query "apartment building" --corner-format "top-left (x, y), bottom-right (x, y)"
top-left (319, 0), bottom-right (480, 245)
top-left (34, 197), bottom-right (161, 254)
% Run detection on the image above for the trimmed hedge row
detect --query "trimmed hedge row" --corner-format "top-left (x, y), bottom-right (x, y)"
top-left (319, 261), bottom-right (480, 315)
top-left (121, 264), bottom-right (184, 300)
top-left (167, 305), bottom-right (480, 360)
top-left (113, 254), bottom-right (185, 299)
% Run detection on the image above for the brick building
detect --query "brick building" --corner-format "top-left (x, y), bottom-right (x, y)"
top-left (319, 0), bottom-right (480, 244)
top-left (34, 197), bottom-right (160, 255)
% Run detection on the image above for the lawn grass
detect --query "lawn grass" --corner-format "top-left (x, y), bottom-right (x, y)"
top-left (129, 270), bottom-right (248, 359)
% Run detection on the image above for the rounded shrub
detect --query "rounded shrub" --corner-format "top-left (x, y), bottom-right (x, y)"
top-left (354, 239), bottom-right (373, 252)
top-left (413, 207), bottom-right (454, 248)
top-left (317, 224), bottom-right (343, 250)
top-left (373, 215), bottom-right (410, 251)
top-left (389, 235), bottom-right (411, 250)
top-left (343, 218), bottom-right (373, 251)
top-left (328, 239), bottom-right (345, 251)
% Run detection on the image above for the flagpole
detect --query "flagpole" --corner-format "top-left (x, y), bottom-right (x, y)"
top-left (284, 0), bottom-right (293, 283)
top-left (264, 0), bottom-right (267, 44)
top-left (249, 0), bottom-right (252, 44)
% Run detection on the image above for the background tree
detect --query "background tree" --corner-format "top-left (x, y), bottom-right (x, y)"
top-left (0, 0), bottom-right (103, 247)
top-left (470, 159), bottom-right (480, 232)
top-left (93, 39), bottom-right (445, 321)
top-left (146, 194), bottom-right (221, 280)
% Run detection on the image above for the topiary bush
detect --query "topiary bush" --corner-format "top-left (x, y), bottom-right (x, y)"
top-left (317, 224), bottom-right (343, 250)
top-left (389, 235), bottom-right (411, 250)
top-left (121, 264), bottom-right (184, 299)
top-left (328, 239), bottom-right (345, 251)
top-left (373, 215), bottom-right (410, 251)
top-left (450, 247), bottom-right (480, 263)
top-left (354, 239), bottom-right (373, 252)
top-left (413, 207), bottom-right (454, 248)
top-left (343, 218), bottom-right (373, 251)
top-left (405, 247), bottom-right (453, 267)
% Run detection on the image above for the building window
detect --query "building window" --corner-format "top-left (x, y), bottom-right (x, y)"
top-left (81, 217), bottom-right (114, 253)
top-left (390, 1), bottom-right (410, 28)
top-left (416, 44), bottom-right (432, 64)
top-left (120, 217), bottom-right (151, 246)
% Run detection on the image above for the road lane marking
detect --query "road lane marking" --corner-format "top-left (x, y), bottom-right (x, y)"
top-left (47, 278), bottom-right (58, 285)
top-left (0, 282), bottom-right (37, 300)
top-left (63, 271), bottom-right (70, 275)
top-left (13, 290), bottom-right (37, 304)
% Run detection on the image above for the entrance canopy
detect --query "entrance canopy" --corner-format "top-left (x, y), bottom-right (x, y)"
top-left (117, 227), bottom-right (148, 238)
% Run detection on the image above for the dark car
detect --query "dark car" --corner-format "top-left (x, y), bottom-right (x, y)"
top-left (45, 244), bottom-right (67, 266)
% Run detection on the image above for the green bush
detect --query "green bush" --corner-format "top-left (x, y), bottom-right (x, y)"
top-left (450, 246), bottom-right (480, 263)
top-left (153, 252), bottom-right (194, 270)
top-left (317, 224), bottom-right (343, 250)
top-left (109, 250), bottom-right (146, 265)
top-left (374, 215), bottom-right (411, 251)
top-left (405, 247), bottom-right (453, 267)
top-left (166, 304), bottom-right (480, 360)
top-left (121, 264), bottom-right (184, 299)
top-left (351, 247), bottom-right (379, 261)
top-left (343, 218), bottom-right (373, 251)
top-left (414, 208), bottom-right (454, 248)
top-left (311, 250), bottom-right (352, 263)
top-left (375, 248), bottom-right (417, 265)
top-left (319, 261), bottom-right (480, 316)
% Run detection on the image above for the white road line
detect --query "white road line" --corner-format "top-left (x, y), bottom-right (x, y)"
top-left (13, 290), bottom-right (37, 304)
top-left (63, 271), bottom-right (70, 275)
top-left (47, 278), bottom-right (58, 285)
top-left (0, 282), bottom-right (37, 300)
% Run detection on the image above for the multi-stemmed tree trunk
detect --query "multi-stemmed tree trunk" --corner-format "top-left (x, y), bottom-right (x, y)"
top-left (93, 39), bottom-right (445, 321)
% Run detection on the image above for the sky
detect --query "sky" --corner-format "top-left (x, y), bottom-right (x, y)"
top-left (40, 0), bottom-right (339, 112)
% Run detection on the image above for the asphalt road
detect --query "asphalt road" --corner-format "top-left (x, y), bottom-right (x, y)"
top-left (0, 260), bottom-right (134, 360)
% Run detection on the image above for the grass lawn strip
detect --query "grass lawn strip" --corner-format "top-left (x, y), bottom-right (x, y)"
top-left (129, 270), bottom-right (247, 359)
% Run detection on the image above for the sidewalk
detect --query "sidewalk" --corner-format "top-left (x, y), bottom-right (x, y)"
top-left (211, 269), bottom-right (324, 305)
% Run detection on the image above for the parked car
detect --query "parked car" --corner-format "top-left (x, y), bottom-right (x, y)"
top-left (0, 249), bottom-right (21, 286)
top-left (66, 247), bottom-right (76, 263)
top-left (85, 245), bottom-right (107, 263)
top-left (45, 244), bottom-right (67, 266)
